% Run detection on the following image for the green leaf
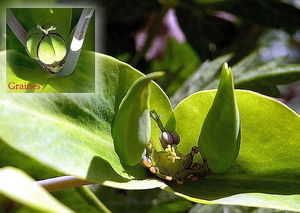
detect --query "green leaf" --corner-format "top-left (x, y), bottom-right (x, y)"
top-left (113, 72), bottom-right (164, 166)
top-left (177, 52), bottom-right (300, 98)
top-left (1, 51), bottom-right (172, 185)
top-left (0, 167), bottom-right (74, 213)
top-left (199, 63), bottom-right (241, 173)
top-left (0, 140), bottom-right (111, 213)
top-left (169, 89), bottom-right (300, 211)
top-left (6, 50), bottom-right (95, 93)
top-left (235, 64), bottom-right (300, 97)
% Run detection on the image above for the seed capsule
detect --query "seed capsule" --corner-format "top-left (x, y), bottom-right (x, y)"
top-left (159, 131), bottom-right (180, 148)
top-left (25, 23), bottom-right (68, 65)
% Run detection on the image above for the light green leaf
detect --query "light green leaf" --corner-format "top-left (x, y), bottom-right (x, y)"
top-left (0, 167), bottom-right (74, 213)
top-left (199, 63), bottom-right (241, 173)
top-left (0, 140), bottom-right (111, 213)
top-left (168, 89), bottom-right (300, 211)
top-left (0, 51), bottom-right (172, 185)
top-left (6, 50), bottom-right (95, 93)
top-left (113, 72), bottom-right (164, 166)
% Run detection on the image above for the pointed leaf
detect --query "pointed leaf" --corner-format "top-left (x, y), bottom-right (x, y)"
top-left (198, 63), bottom-right (241, 173)
top-left (113, 72), bottom-right (164, 166)
top-left (169, 89), bottom-right (300, 211)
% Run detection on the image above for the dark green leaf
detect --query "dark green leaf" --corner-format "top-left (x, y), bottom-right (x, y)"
top-left (171, 54), bottom-right (233, 105)
top-left (151, 38), bottom-right (200, 96)
top-left (1, 51), bottom-right (172, 184)
top-left (235, 64), bottom-right (300, 96)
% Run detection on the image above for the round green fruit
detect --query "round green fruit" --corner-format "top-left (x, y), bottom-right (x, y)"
top-left (25, 23), bottom-right (68, 65)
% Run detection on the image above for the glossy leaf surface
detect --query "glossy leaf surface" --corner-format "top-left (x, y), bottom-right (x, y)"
top-left (113, 72), bottom-right (164, 165)
top-left (0, 51), bottom-right (171, 183)
top-left (169, 90), bottom-right (300, 211)
top-left (199, 63), bottom-right (241, 173)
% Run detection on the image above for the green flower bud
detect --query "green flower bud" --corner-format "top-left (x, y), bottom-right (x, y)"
top-left (25, 23), bottom-right (68, 65)
top-left (198, 63), bottom-right (241, 174)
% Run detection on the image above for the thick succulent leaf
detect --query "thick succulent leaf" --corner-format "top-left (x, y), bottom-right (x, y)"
top-left (163, 185), bottom-right (300, 212)
top-left (165, 89), bottom-right (300, 211)
top-left (198, 63), bottom-right (240, 173)
top-left (0, 167), bottom-right (74, 213)
top-left (113, 72), bottom-right (164, 166)
top-left (1, 51), bottom-right (172, 185)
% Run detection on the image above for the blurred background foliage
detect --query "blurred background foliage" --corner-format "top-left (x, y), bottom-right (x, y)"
top-left (2, 0), bottom-right (300, 212)
top-left (98, 0), bottom-right (300, 113)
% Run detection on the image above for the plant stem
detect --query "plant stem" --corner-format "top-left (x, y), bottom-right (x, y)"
top-left (6, 9), bottom-right (27, 46)
top-left (150, 110), bottom-right (166, 132)
top-left (130, 5), bottom-right (170, 67)
top-left (59, 8), bottom-right (94, 77)
top-left (37, 176), bottom-right (95, 192)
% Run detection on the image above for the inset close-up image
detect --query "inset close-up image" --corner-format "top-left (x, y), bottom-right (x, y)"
top-left (6, 8), bottom-right (95, 93)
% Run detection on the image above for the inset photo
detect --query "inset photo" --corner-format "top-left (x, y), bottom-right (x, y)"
top-left (6, 8), bottom-right (95, 93)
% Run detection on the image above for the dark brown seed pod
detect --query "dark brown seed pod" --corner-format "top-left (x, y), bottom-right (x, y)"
top-left (159, 131), bottom-right (180, 148)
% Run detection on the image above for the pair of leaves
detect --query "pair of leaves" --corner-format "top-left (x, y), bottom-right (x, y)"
top-left (1, 51), bottom-right (300, 211)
